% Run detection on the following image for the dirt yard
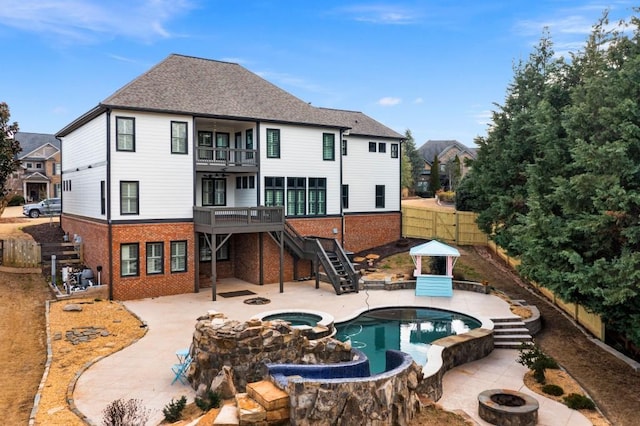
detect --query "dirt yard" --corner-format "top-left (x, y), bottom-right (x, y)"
top-left (2, 208), bottom-right (640, 425)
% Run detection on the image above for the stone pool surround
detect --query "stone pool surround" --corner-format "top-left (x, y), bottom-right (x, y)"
top-left (188, 305), bottom-right (497, 424)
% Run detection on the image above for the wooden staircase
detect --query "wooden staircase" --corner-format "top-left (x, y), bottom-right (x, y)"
top-left (491, 317), bottom-right (533, 350)
top-left (325, 251), bottom-right (358, 294)
top-left (210, 380), bottom-right (290, 425)
top-left (271, 221), bottom-right (359, 295)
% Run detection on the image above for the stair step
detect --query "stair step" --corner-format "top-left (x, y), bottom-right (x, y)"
top-left (246, 380), bottom-right (290, 411)
top-left (236, 393), bottom-right (266, 424)
top-left (493, 327), bottom-right (530, 335)
top-left (494, 334), bottom-right (532, 344)
top-left (491, 317), bottom-right (524, 323)
top-left (493, 320), bottom-right (526, 328)
top-left (494, 341), bottom-right (529, 349)
top-left (213, 404), bottom-right (239, 425)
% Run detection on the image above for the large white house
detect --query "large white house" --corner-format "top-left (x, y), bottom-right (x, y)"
top-left (56, 54), bottom-right (404, 300)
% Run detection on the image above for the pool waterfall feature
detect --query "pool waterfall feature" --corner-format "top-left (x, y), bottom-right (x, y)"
top-left (188, 308), bottom-right (496, 424)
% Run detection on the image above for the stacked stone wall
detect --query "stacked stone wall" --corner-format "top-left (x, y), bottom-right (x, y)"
top-left (188, 313), bottom-right (352, 392)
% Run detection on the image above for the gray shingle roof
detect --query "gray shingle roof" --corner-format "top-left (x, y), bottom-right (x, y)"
top-left (316, 107), bottom-right (403, 139)
top-left (417, 139), bottom-right (477, 165)
top-left (14, 132), bottom-right (60, 159)
top-left (57, 54), bottom-right (402, 139)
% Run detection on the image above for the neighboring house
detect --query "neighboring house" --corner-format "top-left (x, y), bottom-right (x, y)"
top-left (416, 140), bottom-right (476, 194)
top-left (56, 54), bottom-right (404, 301)
top-left (13, 132), bottom-right (61, 202)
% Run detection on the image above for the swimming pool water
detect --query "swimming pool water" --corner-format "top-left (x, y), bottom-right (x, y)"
top-left (335, 307), bottom-right (481, 374)
top-left (262, 312), bottom-right (323, 327)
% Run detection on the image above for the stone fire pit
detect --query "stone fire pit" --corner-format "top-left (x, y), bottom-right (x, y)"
top-left (478, 388), bottom-right (539, 426)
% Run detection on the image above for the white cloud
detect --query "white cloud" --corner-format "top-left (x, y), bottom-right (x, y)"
top-left (337, 4), bottom-right (420, 25)
top-left (378, 97), bottom-right (401, 106)
top-left (413, 97), bottom-right (424, 104)
top-left (0, 0), bottom-right (194, 43)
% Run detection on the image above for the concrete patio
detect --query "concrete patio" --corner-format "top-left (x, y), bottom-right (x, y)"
top-left (72, 278), bottom-right (591, 425)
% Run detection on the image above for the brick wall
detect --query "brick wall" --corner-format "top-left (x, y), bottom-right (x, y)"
top-left (109, 222), bottom-right (195, 300)
top-left (343, 213), bottom-right (401, 253)
top-left (60, 215), bottom-right (109, 284)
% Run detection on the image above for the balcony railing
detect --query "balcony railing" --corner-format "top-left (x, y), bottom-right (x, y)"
top-left (194, 206), bottom-right (284, 233)
top-left (196, 147), bottom-right (257, 167)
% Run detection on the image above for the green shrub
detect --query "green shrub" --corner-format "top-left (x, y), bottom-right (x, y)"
top-left (163, 395), bottom-right (187, 422)
top-left (542, 384), bottom-right (564, 396)
top-left (195, 389), bottom-right (222, 411)
top-left (8, 195), bottom-right (24, 206)
top-left (516, 342), bottom-right (558, 383)
top-left (437, 190), bottom-right (456, 203)
top-left (563, 393), bottom-right (595, 410)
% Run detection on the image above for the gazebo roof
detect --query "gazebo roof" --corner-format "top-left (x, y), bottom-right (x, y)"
top-left (410, 240), bottom-right (460, 257)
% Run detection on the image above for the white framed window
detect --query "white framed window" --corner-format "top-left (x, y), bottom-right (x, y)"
top-left (146, 242), bottom-right (163, 275)
top-left (170, 241), bottom-right (187, 272)
top-left (171, 121), bottom-right (188, 154)
top-left (120, 181), bottom-right (139, 215)
top-left (121, 243), bottom-right (139, 277)
top-left (116, 117), bottom-right (135, 151)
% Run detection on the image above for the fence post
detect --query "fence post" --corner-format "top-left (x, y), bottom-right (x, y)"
top-left (51, 254), bottom-right (56, 288)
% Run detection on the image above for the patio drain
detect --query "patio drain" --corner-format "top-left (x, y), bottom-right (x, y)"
top-left (244, 297), bottom-right (271, 305)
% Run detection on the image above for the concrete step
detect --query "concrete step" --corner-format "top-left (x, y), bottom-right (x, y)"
top-left (493, 320), bottom-right (526, 329)
top-left (494, 334), bottom-right (532, 343)
top-left (494, 340), bottom-right (530, 350)
top-left (491, 317), bottom-right (524, 323)
top-left (493, 327), bottom-right (530, 335)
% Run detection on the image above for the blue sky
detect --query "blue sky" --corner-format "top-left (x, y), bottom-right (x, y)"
top-left (1, 1), bottom-right (635, 148)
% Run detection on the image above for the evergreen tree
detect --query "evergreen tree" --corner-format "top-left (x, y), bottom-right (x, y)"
top-left (517, 13), bottom-right (640, 346)
top-left (0, 102), bottom-right (21, 214)
top-left (430, 155), bottom-right (441, 195)
top-left (466, 32), bottom-right (564, 253)
top-left (402, 129), bottom-right (424, 195)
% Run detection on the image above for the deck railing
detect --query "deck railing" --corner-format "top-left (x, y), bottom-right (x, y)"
top-left (196, 147), bottom-right (257, 167)
top-left (193, 206), bottom-right (284, 232)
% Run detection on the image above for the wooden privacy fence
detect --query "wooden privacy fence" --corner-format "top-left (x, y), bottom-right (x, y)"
top-left (0, 239), bottom-right (41, 268)
top-left (488, 241), bottom-right (605, 341)
top-left (400, 204), bottom-right (604, 342)
top-left (0, 239), bottom-right (83, 269)
top-left (402, 206), bottom-right (488, 245)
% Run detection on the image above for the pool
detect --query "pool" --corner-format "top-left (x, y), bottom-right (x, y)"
top-left (336, 307), bottom-right (481, 374)
top-left (262, 312), bottom-right (323, 327)
top-left (254, 310), bottom-right (336, 339)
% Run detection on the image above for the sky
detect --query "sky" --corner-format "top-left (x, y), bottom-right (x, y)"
top-left (0, 1), bottom-right (636, 148)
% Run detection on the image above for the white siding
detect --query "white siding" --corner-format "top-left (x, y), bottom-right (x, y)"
top-left (60, 113), bottom-right (107, 218)
top-left (259, 124), bottom-right (342, 215)
top-left (342, 136), bottom-right (400, 212)
top-left (110, 110), bottom-right (193, 220)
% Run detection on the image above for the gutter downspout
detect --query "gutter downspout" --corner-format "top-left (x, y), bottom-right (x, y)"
top-left (106, 110), bottom-right (113, 301)
top-left (339, 130), bottom-right (345, 247)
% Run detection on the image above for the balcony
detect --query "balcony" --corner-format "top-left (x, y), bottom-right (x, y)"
top-left (194, 206), bottom-right (284, 234)
top-left (196, 147), bottom-right (258, 172)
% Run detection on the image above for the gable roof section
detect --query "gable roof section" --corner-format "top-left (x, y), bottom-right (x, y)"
top-left (410, 240), bottom-right (460, 257)
top-left (14, 132), bottom-right (60, 159)
top-left (417, 139), bottom-right (477, 165)
top-left (316, 108), bottom-right (403, 139)
top-left (57, 54), bottom-right (401, 139)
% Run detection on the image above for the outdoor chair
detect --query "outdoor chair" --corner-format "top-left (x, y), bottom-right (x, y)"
top-left (171, 354), bottom-right (192, 385)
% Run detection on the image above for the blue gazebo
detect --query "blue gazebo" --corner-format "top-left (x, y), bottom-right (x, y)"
top-left (409, 240), bottom-right (460, 297)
